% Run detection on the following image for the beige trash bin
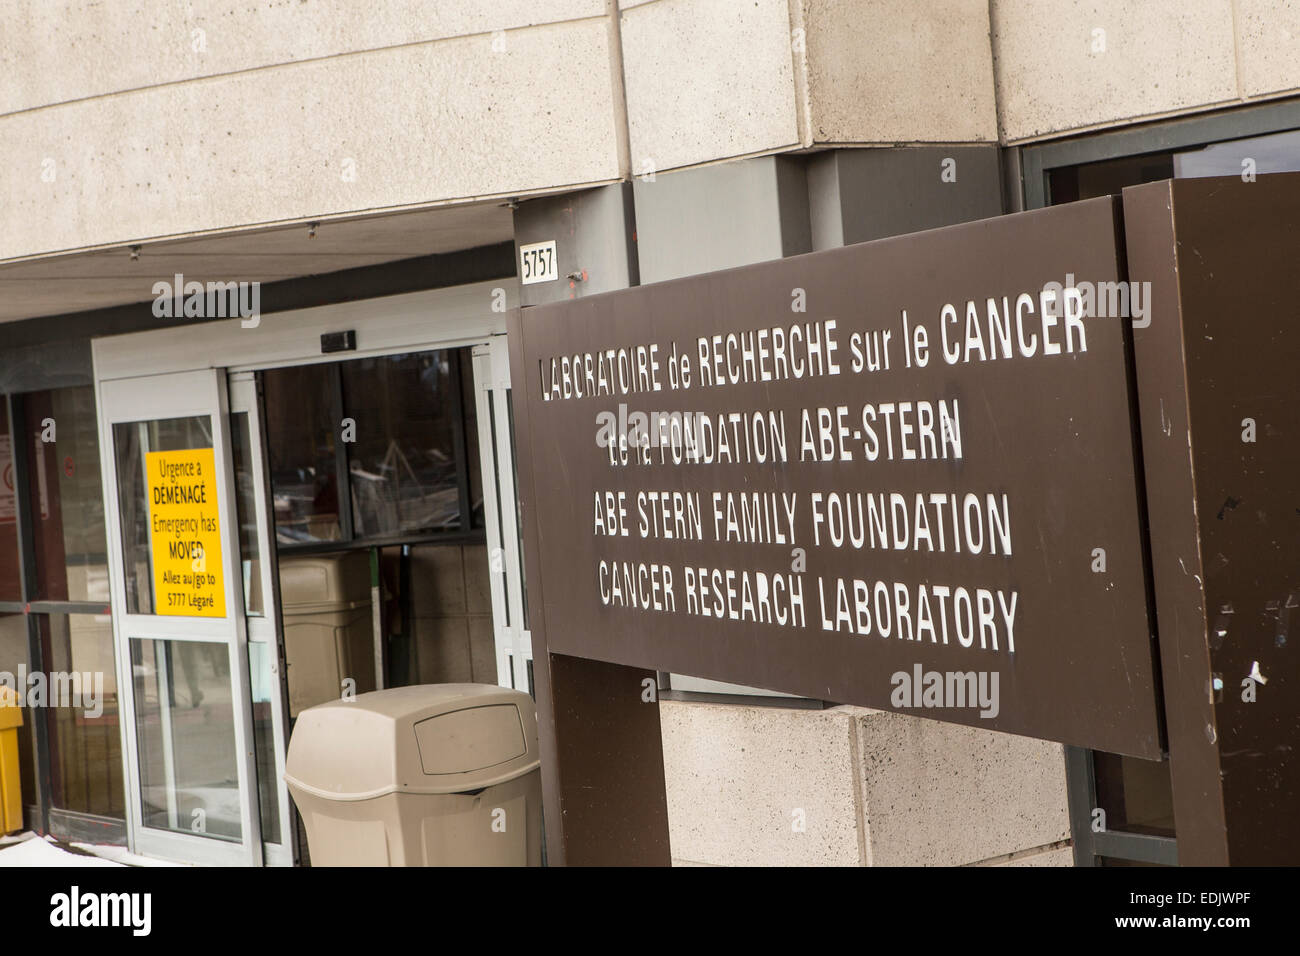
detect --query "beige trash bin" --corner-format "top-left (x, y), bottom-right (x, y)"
top-left (279, 552), bottom-right (376, 717)
top-left (284, 684), bottom-right (543, 866)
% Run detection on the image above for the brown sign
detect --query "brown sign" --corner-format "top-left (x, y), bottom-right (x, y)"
top-left (511, 196), bottom-right (1162, 757)
top-left (1125, 173), bottom-right (1300, 864)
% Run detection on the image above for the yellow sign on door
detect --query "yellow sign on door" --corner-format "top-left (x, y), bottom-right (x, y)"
top-left (147, 448), bottom-right (225, 617)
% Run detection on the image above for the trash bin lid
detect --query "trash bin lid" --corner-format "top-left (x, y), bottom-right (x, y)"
top-left (279, 552), bottom-right (371, 611)
top-left (284, 684), bottom-right (539, 799)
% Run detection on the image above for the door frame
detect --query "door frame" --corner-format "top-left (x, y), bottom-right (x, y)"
top-left (472, 341), bottom-right (532, 692)
top-left (227, 372), bottom-right (297, 866)
top-left (91, 281), bottom-right (522, 864)
top-left (95, 368), bottom-right (262, 866)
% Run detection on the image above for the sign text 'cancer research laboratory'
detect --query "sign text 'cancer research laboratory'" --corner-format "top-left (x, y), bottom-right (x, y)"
top-left (512, 197), bottom-right (1162, 757)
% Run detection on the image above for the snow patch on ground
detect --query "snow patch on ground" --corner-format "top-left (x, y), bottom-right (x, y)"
top-left (71, 842), bottom-right (186, 867)
top-left (0, 833), bottom-right (122, 867)
top-left (0, 832), bottom-right (188, 867)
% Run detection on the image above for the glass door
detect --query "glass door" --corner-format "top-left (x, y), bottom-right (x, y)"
top-left (97, 368), bottom-right (262, 865)
top-left (228, 372), bottom-right (295, 866)
top-left (472, 338), bottom-right (532, 694)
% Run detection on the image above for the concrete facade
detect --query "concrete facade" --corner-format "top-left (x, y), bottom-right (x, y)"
top-left (8, 1), bottom-right (1300, 268)
top-left (660, 701), bottom-right (1071, 867)
top-left (6, 0), bottom-right (1300, 868)
top-left (800, 0), bottom-right (999, 145)
top-left (0, 15), bottom-right (622, 261)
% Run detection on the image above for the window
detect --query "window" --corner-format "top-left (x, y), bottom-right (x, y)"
top-left (40, 613), bottom-right (123, 818)
top-left (1174, 128), bottom-right (1300, 177)
top-left (0, 613), bottom-right (35, 804)
top-left (262, 364), bottom-right (341, 544)
top-left (1044, 124), bottom-right (1300, 204)
top-left (1, 388), bottom-right (124, 836)
top-left (111, 416), bottom-right (213, 616)
top-left (24, 388), bottom-right (109, 603)
top-left (262, 347), bottom-right (483, 552)
top-left (230, 412), bottom-right (264, 616)
top-left (0, 409), bottom-right (22, 601)
top-left (341, 352), bottom-right (463, 537)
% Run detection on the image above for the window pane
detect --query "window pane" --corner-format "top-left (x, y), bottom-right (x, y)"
top-left (460, 350), bottom-right (484, 530)
top-left (41, 613), bottom-right (123, 818)
top-left (0, 613), bottom-right (36, 808)
top-left (1093, 751), bottom-right (1176, 838)
top-left (25, 387), bottom-right (110, 603)
top-left (130, 637), bottom-right (241, 841)
top-left (247, 641), bottom-right (280, 844)
top-left (230, 412), bottom-right (263, 616)
top-left (341, 352), bottom-right (462, 536)
top-left (1175, 128), bottom-right (1300, 178)
top-left (486, 391), bottom-right (509, 628)
top-left (0, 406), bottom-right (22, 601)
top-left (262, 365), bottom-right (340, 544)
top-left (505, 390), bottom-right (529, 630)
top-left (112, 416), bottom-right (214, 615)
top-left (1048, 152), bottom-right (1174, 203)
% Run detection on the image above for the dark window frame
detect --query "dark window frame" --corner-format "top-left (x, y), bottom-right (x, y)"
top-left (1020, 97), bottom-right (1300, 209)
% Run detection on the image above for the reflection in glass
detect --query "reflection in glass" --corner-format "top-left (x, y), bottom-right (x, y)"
top-left (0, 613), bottom-right (36, 803)
top-left (130, 638), bottom-right (241, 841)
top-left (505, 390), bottom-right (528, 630)
top-left (486, 390), bottom-right (510, 628)
top-left (112, 416), bottom-right (213, 615)
top-left (459, 350), bottom-right (484, 529)
top-left (1175, 129), bottom-right (1300, 178)
top-left (0, 407), bottom-right (21, 601)
top-left (1093, 751), bottom-right (1176, 838)
top-left (25, 387), bottom-right (110, 603)
top-left (341, 352), bottom-right (463, 536)
top-left (261, 365), bottom-right (340, 544)
top-left (42, 613), bottom-right (123, 818)
top-left (1048, 152), bottom-right (1174, 204)
top-left (247, 641), bottom-right (280, 844)
top-left (230, 412), bottom-right (263, 616)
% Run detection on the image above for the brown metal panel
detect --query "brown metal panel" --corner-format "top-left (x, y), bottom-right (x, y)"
top-left (508, 308), bottom-right (672, 867)
top-left (1126, 173), bottom-right (1300, 865)
top-left (510, 198), bottom-right (1162, 758)
top-left (1122, 180), bottom-right (1229, 864)
top-left (546, 654), bottom-right (671, 866)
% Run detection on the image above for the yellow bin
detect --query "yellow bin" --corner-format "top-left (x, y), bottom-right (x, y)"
top-left (0, 686), bottom-right (23, 835)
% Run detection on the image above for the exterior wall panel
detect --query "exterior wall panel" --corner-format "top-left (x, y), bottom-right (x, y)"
top-left (0, 0), bottom-right (607, 115)
top-left (802, 0), bottom-right (998, 144)
top-left (619, 0), bottom-right (801, 174)
top-left (0, 19), bottom-right (621, 261)
top-left (661, 701), bottom-right (1072, 867)
top-left (992, 0), bottom-right (1239, 142)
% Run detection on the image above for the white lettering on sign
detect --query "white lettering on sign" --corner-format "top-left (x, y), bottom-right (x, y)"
top-left (554, 279), bottom-right (1113, 661)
